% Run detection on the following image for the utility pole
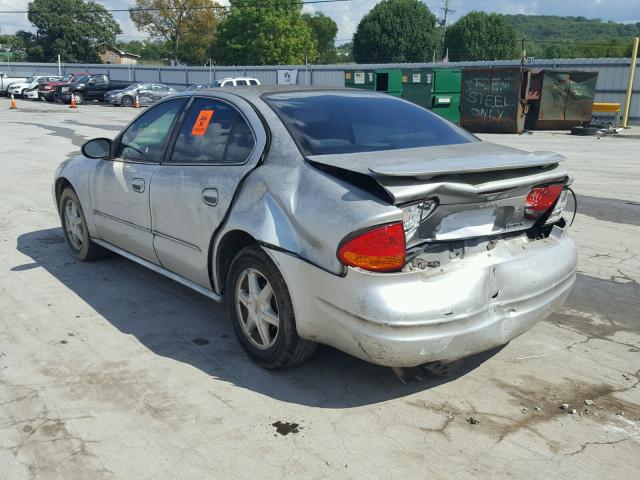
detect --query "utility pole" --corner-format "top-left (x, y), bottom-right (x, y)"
top-left (440, 0), bottom-right (455, 54)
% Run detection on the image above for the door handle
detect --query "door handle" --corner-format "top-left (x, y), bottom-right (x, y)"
top-left (202, 188), bottom-right (218, 206)
top-left (131, 178), bottom-right (145, 193)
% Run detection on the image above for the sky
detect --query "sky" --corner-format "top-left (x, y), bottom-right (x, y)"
top-left (1, 0), bottom-right (639, 43)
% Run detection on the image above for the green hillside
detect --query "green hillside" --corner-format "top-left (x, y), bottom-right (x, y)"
top-left (504, 14), bottom-right (640, 58)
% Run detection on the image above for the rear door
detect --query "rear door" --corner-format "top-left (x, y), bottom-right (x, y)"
top-left (87, 74), bottom-right (110, 100)
top-left (149, 94), bottom-right (266, 288)
top-left (92, 97), bottom-right (188, 262)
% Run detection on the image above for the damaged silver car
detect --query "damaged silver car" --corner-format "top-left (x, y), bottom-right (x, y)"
top-left (53, 87), bottom-right (577, 369)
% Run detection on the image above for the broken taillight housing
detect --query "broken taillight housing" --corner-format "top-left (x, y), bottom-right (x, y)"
top-left (402, 199), bottom-right (437, 242)
top-left (525, 184), bottom-right (564, 219)
top-left (337, 222), bottom-right (406, 272)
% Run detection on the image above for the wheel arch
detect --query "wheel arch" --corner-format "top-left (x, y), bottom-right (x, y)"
top-left (55, 177), bottom-right (73, 206)
top-left (211, 229), bottom-right (258, 297)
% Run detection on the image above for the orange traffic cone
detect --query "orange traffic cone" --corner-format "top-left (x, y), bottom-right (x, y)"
top-left (134, 95), bottom-right (141, 108)
top-left (69, 95), bottom-right (77, 109)
top-left (9, 93), bottom-right (17, 109)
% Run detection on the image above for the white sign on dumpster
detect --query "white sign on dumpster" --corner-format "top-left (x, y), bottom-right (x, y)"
top-left (354, 72), bottom-right (365, 84)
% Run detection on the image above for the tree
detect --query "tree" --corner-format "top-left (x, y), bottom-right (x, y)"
top-left (130, 0), bottom-right (221, 65)
top-left (215, 0), bottom-right (316, 65)
top-left (0, 32), bottom-right (29, 61)
top-left (26, 0), bottom-right (122, 62)
top-left (302, 12), bottom-right (338, 64)
top-left (445, 12), bottom-right (518, 62)
top-left (352, 0), bottom-right (437, 63)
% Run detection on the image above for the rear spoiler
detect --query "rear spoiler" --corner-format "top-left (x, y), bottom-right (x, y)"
top-left (306, 143), bottom-right (568, 205)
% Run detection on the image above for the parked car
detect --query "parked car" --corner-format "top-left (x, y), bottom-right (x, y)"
top-left (54, 74), bottom-right (133, 104)
top-left (104, 82), bottom-right (177, 107)
top-left (38, 73), bottom-right (90, 102)
top-left (0, 73), bottom-right (27, 95)
top-left (53, 87), bottom-right (577, 370)
top-left (184, 84), bottom-right (205, 91)
top-left (10, 76), bottom-right (62, 99)
top-left (206, 77), bottom-right (261, 87)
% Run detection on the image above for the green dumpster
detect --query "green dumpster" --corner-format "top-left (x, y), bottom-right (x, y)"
top-left (374, 68), bottom-right (402, 97)
top-left (431, 68), bottom-right (461, 123)
top-left (345, 70), bottom-right (375, 91)
top-left (401, 68), bottom-right (433, 108)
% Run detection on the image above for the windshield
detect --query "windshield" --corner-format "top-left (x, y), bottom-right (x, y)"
top-left (60, 74), bottom-right (73, 82)
top-left (264, 92), bottom-right (477, 156)
top-left (125, 83), bottom-right (141, 91)
top-left (209, 81), bottom-right (223, 87)
top-left (74, 75), bottom-right (91, 83)
top-left (25, 77), bottom-right (36, 82)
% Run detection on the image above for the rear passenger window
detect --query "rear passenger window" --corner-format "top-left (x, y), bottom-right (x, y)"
top-left (225, 116), bottom-right (256, 163)
top-left (170, 98), bottom-right (255, 164)
top-left (236, 80), bottom-right (248, 86)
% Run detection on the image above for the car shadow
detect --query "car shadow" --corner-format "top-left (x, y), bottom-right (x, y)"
top-left (15, 227), bottom-right (502, 408)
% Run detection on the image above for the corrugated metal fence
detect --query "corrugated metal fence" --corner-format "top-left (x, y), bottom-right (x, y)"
top-left (1, 57), bottom-right (638, 123)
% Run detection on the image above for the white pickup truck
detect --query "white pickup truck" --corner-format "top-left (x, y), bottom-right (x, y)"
top-left (0, 73), bottom-right (28, 95)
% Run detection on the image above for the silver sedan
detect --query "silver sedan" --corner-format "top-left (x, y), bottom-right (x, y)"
top-left (104, 82), bottom-right (176, 106)
top-left (53, 87), bottom-right (577, 369)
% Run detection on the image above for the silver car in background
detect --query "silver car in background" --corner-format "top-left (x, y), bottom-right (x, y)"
top-left (104, 82), bottom-right (176, 107)
top-left (53, 87), bottom-right (577, 370)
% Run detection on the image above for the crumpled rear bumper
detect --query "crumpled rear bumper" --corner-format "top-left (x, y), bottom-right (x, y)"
top-left (266, 227), bottom-right (577, 367)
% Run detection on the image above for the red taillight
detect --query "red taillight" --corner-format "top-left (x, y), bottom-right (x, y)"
top-left (338, 222), bottom-right (406, 272)
top-left (525, 184), bottom-right (564, 219)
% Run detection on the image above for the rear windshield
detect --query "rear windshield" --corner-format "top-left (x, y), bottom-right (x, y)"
top-left (264, 91), bottom-right (477, 156)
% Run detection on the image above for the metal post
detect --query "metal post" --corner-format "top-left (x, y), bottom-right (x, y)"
top-left (58, 55), bottom-right (61, 76)
top-left (623, 37), bottom-right (639, 128)
top-left (209, 59), bottom-right (212, 83)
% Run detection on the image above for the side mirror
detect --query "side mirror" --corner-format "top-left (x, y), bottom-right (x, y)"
top-left (82, 138), bottom-right (112, 159)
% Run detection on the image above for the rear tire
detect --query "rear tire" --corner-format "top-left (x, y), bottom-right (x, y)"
top-left (72, 92), bottom-right (85, 105)
top-left (226, 246), bottom-right (316, 369)
top-left (121, 95), bottom-right (134, 107)
top-left (59, 188), bottom-right (107, 261)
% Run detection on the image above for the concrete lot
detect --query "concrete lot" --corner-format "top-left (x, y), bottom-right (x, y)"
top-left (0, 97), bottom-right (639, 479)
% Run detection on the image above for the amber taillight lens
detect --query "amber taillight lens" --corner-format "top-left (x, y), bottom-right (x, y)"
top-left (337, 222), bottom-right (406, 272)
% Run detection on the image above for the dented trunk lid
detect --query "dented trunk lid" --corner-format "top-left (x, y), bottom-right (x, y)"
top-left (306, 142), bottom-right (569, 243)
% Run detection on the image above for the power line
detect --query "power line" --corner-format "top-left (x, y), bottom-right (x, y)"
top-left (0, 0), bottom-right (354, 14)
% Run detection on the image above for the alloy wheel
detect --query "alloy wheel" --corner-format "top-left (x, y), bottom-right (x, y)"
top-left (235, 268), bottom-right (280, 350)
top-left (63, 198), bottom-right (84, 250)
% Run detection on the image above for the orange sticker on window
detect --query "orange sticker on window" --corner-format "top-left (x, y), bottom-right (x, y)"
top-left (191, 109), bottom-right (214, 136)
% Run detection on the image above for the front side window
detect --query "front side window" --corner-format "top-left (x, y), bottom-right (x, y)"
top-left (236, 80), bottom-right (248, 86)
top-left (93, 75), bottom-right (108, 84)
top-left (249, 79), bottom-right (259, 85)
top-left (264, 91), bottom-right (477, 156)
top-left (117, 98), bottom-right (187, 163)
top-left (170, 98), bottom-right (255, 164)
top-left (153, 84), bottom-right (169, 91)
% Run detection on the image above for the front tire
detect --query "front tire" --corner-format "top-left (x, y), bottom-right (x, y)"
top-left (226, 246), bottom-right (316, 369)
top-left (59, 188), bottom-right (106, 261)
top-left (121, 95), bottom-right (134, 107)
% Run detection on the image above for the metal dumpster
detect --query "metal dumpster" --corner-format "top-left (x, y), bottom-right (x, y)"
top-left (431, 68), bottom-right (461, 123)
top-left (525, 70), bottom-right (598, 130)
top-left (344, 70), bottom-right (375, 91)
top-left (401, 68), bottom-right (433, 108)
top-left (460, 67), bottom-right (530, 134)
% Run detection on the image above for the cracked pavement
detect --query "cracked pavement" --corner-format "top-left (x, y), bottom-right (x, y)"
top-left (1, 98), bottom-right (639, 479)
